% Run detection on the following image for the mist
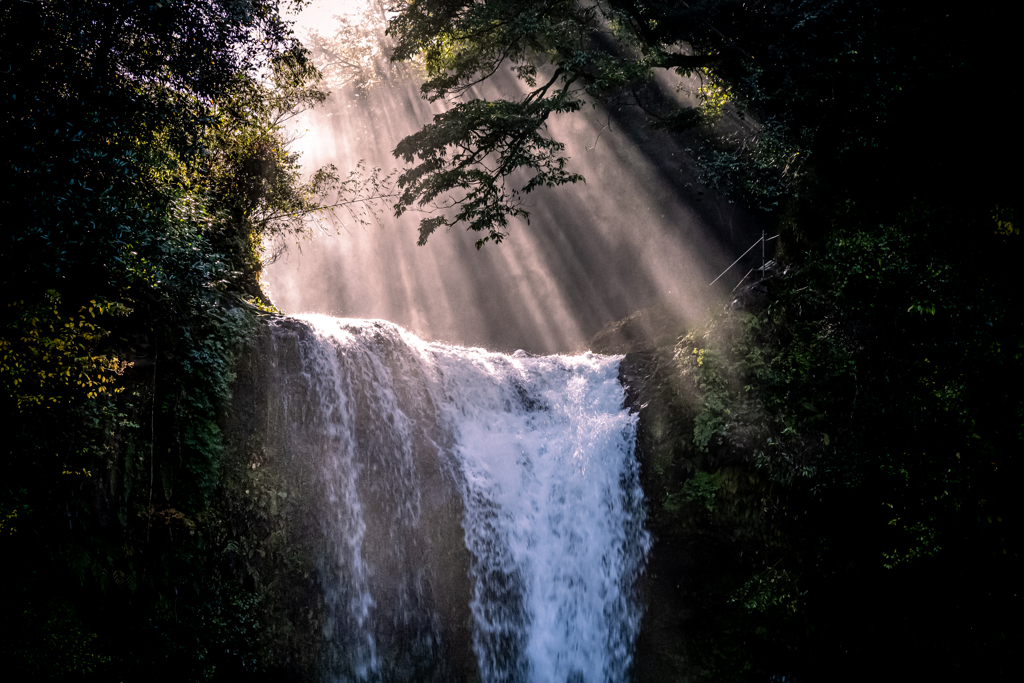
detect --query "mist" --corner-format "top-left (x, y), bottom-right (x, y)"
top-left (268, 4), bottom-right (766, 354)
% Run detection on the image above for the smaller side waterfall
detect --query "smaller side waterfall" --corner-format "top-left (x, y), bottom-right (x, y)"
top-left (273, 315), bottom-right (650, 682)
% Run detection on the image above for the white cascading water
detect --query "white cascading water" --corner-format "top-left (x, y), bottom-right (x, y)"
top-left (283, 314), bottom-right (650, 682)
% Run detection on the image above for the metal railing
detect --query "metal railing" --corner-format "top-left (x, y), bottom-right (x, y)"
top-left (709, 231), bottom-right (779, 287)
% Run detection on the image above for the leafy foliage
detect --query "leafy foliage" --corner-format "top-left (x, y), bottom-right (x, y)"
top-left (2, 294), bottom-right (131, 408)
top-left (629, 202), bottom-right (1022, 679)
top-left (393, 92), bottom-right (585, 247)
top-left (1, 1), bottom-right (335, 677)
top-left (382, 1), bottom-right (1013, 243)
top-left (385, 0), bottom-right (651, 242)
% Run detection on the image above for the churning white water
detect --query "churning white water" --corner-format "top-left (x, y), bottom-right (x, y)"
top-left (283, 315), bottom-right (649, 682)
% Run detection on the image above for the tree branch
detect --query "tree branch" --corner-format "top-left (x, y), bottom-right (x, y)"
top-left (655, 53), bottom-right (723, 71)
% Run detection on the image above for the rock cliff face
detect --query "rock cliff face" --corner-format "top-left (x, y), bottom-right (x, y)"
top-left (603, 300), bottom-right (775, 682)
top-left (617, 346), bottom-right (700, 682)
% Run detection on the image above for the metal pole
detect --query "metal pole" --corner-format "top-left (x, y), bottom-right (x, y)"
top-left (709, 235), bottom-right (764, 286)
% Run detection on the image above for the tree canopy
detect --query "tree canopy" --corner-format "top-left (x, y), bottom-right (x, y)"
top-left (381, 0), bottom-right (1015, 245)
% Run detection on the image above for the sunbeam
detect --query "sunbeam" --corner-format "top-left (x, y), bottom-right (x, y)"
top-left (268, 2), bottom-right (765, 353)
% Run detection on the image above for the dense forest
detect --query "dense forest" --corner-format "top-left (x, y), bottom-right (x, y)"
top-left (2, 1), bottom-right (338, 678)
top-left (2, 1), bottom-right (1019, 680)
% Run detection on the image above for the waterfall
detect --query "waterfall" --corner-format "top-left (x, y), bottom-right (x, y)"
top-left (273, 315), bottom-right (650, 682)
